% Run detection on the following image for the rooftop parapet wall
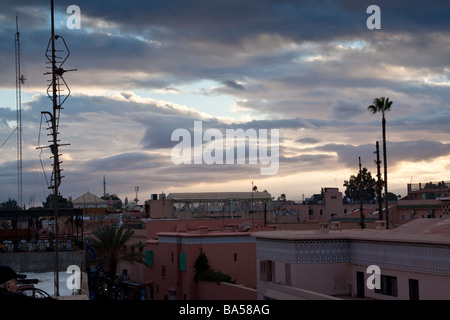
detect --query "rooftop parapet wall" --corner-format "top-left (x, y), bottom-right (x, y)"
top-left (256, 236), bottom-right (450, 275)
top-left (408, 181), bottom-right (450, 192)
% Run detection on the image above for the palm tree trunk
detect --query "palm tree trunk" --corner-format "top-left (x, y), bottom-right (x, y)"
top-left (382, 114), bottom-right (389, 229)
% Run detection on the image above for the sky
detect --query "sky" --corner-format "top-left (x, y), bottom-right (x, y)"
top-left (0, 0), bottom-right (449, 207)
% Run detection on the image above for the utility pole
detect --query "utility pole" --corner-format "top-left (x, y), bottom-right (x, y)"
top-left (374, 141), bottom-right (383, 221)
top-left (359, 157), bottom-right (365, 229)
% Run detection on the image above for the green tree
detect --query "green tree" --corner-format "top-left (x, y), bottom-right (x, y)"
top-left (0, 198), bottom-right (19, 210)
top-left (343, 168), bottom-right (379, 203)
top-left (194, 251), bottom-right (234, 284)
top-left (90, 225), bottom-right (147, 298)
top-left (368, 97), bottom-right (393, 228)
top-left (42, 193), bottom-right (72, 208)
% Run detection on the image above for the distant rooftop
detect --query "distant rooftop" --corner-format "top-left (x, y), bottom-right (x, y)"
top-left (167, 191), bottom-right (272, 201)
top-left (72, 191), bottom-right (107, 205)
top-left (408, 181), bottom-right (450, 192)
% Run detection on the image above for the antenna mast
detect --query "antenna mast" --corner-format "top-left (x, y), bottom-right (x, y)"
top-left (15, 14), bottom-right (24, 209)
top-left (37, 0), bottom-right (76, 296)
top-left (135, 186), bottom-right (139, 203)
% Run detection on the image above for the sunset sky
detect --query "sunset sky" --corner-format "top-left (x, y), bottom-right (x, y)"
top-left (0, 0), bottom-right (449, 206)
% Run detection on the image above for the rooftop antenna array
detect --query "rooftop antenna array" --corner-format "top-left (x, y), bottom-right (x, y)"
top-left (135, 186), bottom-right (140, 203)
top-left (37, 0), bottom-right (76, 296)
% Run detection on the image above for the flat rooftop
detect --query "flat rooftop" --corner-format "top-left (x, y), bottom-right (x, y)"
top-left (167, 191), bottom-right (271, 201)
top-left (253, 219), bottom-right (450, 245)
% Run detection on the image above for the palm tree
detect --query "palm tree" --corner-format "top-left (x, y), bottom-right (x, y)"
top-left (368, 97), bottom-right (393, 229)
top-left (90, 225), bottom-right (147, 298)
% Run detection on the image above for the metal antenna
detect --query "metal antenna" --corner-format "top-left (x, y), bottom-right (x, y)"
top-left (15, 14), bottom-right (24, 209)
top-left (37, 0), bottom-right (77, 297)
top-left (135, 186), bottom-right (140, 203)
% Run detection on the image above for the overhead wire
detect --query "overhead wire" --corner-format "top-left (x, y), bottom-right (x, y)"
top-left (0, 127), bottom-right (16, 149)
top-left (0, 43), bottom-right (16, 149)
top-left (0, 42), bottom-right (14, 75)
top-left (18, 40), bottom-right (51, 204)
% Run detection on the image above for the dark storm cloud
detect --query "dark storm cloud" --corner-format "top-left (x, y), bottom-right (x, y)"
top-left (316, 140), bottom-right (450, 169)
top-left (296, 137), bottom-right (321, 144)
top-left (222, 80), bottom-right (244, 91)
top-left (1, 0), bottom-right (447, 97)
top-left (140, 115), bottom-right (314, 150)
top-left (52, 0), bottom-right (449, 43)
top-left (390, 110), bottom-right (450, 133)
top-left (1, 1), bottom-right (449, 203)
top-left (84, 152), bottom-right (161, 172)
top-left (330, 99), bottom-right (366, 119)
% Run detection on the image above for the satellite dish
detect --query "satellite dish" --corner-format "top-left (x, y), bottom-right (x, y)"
top-left (20, 74), bottom-right (26, 84)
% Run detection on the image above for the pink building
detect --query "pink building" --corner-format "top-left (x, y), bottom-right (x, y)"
top-left (254, 218), bottom-right (450, 300)
top-left (395, 181), bottom-right (450, 226)
top-left (118, 218), bottom-right (266, 300)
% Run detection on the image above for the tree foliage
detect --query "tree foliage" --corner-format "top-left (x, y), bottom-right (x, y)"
top-left (194, 251), bottom-right (234, 284)
top-left (0, 198), bottom-right (19, 210)
top-left (343, 167), bottom-right (380, 202)
top-left (90, 225), bottom-right (147, 278)
top-left (42, 193), bottom-right (72, 208)
top-left (368, 97), bottom-right (393, 117)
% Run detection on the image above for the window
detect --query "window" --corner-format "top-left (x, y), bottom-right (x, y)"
top-left (285, 263), bottom-right (291, 286)
top-left (260, 260), bottom-right (274, 282)
top-left (179, 253), bottom-right (187, 271)
top-left (234, 253), bottom-right (237, 262)
top-left (356, 271), bottom-right (365, 298)
top-left (162, 265), bottom-right (166, 279)
top-left (375, 275), bottom-right (398, 297)
top-left (409, 279), bottom-right (419, 300)
top-left (145, 250), bottom-right (154, 267)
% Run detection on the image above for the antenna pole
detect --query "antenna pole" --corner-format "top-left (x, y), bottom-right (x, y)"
top-left (15, 14), bottom-right (23, 209)
top-left (32, 0), bottom-right (75, 297)
top-left (36, 0), bottom-right (76, 296)
top-left (50, 0), bottom-right (61, 297)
